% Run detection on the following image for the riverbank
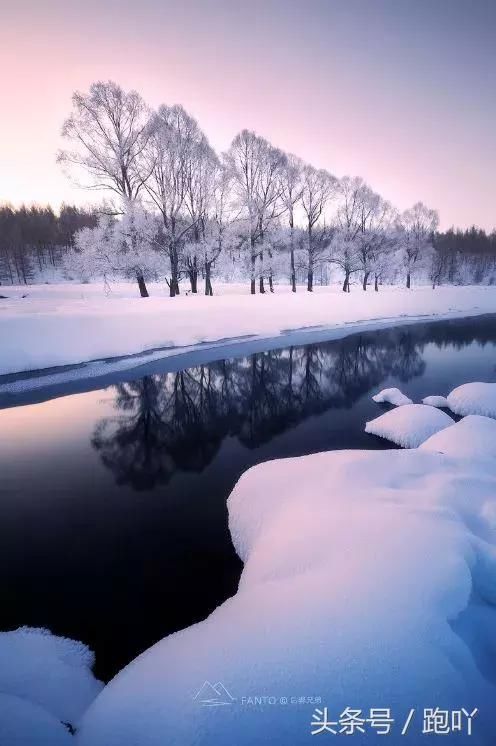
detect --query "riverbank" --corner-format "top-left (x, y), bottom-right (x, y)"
top-left (2, 283), bottom-right (496, 378)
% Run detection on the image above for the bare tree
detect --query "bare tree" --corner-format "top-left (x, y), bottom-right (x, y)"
top-left (355, 193), bottom-right (397, 291)
top-left (398, 202), bottom-right (439, 288)
top-left (58, 80), bottom-right (153, 296)
top-left (301, 166), bottom-right (336, 292)
top-left (140, 105), bottom-right (210, 296)
top-left (183, 130), bottom-right (219, 293)
top-left (224, 130), bottom-right (286, 294)
top-left (279, 154), bottom-right (304, 292)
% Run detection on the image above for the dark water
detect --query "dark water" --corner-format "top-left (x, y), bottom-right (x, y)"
top-left (1, 315), bottom-right (495, 682)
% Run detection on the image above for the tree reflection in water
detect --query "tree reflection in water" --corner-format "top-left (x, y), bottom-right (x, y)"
top-left (93, 318), bottom-right (491, 490)
top-left (93, 317), bottom-right (496, 490)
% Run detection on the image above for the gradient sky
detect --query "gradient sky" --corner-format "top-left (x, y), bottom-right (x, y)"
top-left (0, 0), bottom-right (494, 229)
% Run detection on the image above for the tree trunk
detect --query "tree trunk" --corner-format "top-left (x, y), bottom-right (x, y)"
top-left (362, 271), bottom-right (370, 291)
top-left (137, 272), bottom-right (149, 298)
top-left (290, 224), bottom-right (296, 292)
top-left (374, 274), bottom-right (379, 292)
top-left (188, 269), bottom-right (198, 293)
top-left (259, 276), bottom-right (265, 293)
top-left (269, 275), bottom-right (274, 293)
top-left (188, 255), bottom-right (198, 293)
top-left (342, 272), bottom-right (350, 293)
top-left (290, 247), bottom-right (296, 292)
top-left (205, 263), bottom-right (213, 295)
top-left (169, 246), bottom-right (180, 297)
top-left (406, 272), bottom-right (411, 289)
top-left (307, 227), bottom-right (313, 292)
top-left (250, 243), bottom-right (256, 295)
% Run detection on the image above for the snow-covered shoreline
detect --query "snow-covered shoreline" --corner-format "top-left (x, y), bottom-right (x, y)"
top-left (1, 283), bottom-right (496, 380)
top-left (74, 417), bottom-right (496, 745)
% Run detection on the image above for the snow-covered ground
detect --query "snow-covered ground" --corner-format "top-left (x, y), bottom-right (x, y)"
top-left (1, 282), bottom-right (496, 377)
top-left (0, 627), bottom-right (102, 745)
top-left (73, 412), bottom-right (496, 745)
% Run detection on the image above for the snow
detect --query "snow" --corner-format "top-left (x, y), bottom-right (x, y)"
top-left (422, 395), bottom-right (449, 408)
top-left (0, 694), bottom-right (73, 746)
top-left (447, 382), bottom-right (496, 419)
top-left (74, 444), bottom-right (496, 746)
top-left (365, 403), bottom-right (454, 448)
top-left (0, 627), bottom-right (102, 742)
top-left (372, 387), bottom-right (412, 406)
top-left (1, 282), bottom-right (496, 377)
top-left (420, 415), bottom-right (496, 460)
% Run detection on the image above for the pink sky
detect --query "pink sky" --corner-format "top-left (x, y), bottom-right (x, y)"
top-left (0, 0), bottom-right (494, 230)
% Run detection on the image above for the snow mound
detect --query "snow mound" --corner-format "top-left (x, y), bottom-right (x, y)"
top-left (422, 395), bottom-right (449, 408)
top-left (420, 415), bottom-right (496, 459)
top-left (0, 626), bottom-right (103, 731)
top-left (447, 382), bottom-right (496, 419)
top-left (0, 693), bottom-right (73, 746)
top-left (365, 403), bottom-right (453, 448)
top-left (75, 448), bottom-right (496, 746)
top-left (372, 387), bottom-right (412, 406)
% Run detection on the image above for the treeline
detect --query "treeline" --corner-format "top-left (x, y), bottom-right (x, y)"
top-left (2, 201), bottom-right (494, 291)
top-left (0, 204), bottom-right (96, 285)
top-left (432, 228), bottom-right (496, 286)
top-left (1, 80), bottom-right (495, 292)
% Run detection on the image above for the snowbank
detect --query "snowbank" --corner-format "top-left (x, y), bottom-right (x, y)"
top-left (0, 627), bottom-right (102, 743)
top-left (420, 415), bottom-right (496, 459)
top-left (1, 283), bottom-right (496, 376)
top-left (447, 382), bottom-right (496, 419)
top-left (372, 387), bottom-right (412, 406)
top-left (75, 445), bottom-right (496, 746)
top-left (365, 403), bottom-right (453, 447)
top-left (422, 395), bottom-right (449, 408)
top-left (0, 694), bottom-right (73, 746)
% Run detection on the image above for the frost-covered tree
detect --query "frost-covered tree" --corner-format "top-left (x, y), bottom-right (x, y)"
top-left (224, 130), bottom-right (286, 294)
top-left (355, 194), bottom-right (398, 291)
top-left (140, 105), bottom-right (213, 296)
top-left (398, 202), bottom-right (439, 288)
top-left (70, 201), bottom-right (160, 287)
top-left (182, 127), bottom-right (220, 293)
top-left (332, 178), bottom-right (400, 292)
top-left (183, 166), bottom-right (233, 295)
top-left (332, 177), bottom-right (368, 292)
top-left (279, 154), bottom-right (304, 292)
top-left (58, 80), bottom-right (153, 296)
top-left (301, 166), bottom-right (336, 291)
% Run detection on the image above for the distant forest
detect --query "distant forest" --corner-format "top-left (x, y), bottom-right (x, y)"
top-left (0, 204), bottom-right (96, 285)
top-left (0, 202), bottom-right (495, 287)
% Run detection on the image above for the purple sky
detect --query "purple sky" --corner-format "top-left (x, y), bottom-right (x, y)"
top-left (1, 0), bottom-right (494, 229)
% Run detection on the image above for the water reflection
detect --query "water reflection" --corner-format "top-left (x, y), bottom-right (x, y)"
top-left (1, 315), bottom-right (496, 683)
top-left (91, 328), bottom-right (433, 490)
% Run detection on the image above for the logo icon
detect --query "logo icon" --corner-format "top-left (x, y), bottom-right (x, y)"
top-left (193, 681), bottom-right (236, 707)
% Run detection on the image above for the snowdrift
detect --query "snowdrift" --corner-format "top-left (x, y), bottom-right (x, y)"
top-left (422, 395), bottom-right (449, 408)
top-left (372, 387), bottom-right (412, 406)
top-left (0, 627), bottom-right (102, 745)
top-left (447, 382), bottom-right (496, 419)
top-left (365, 403), bottom-right (453, 447)
top-left (75, 438), bottom-right (496, 745)
top-left (420, 415), bottom-right (496, 459)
